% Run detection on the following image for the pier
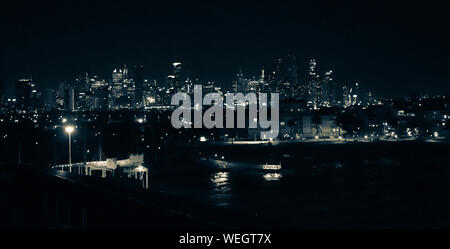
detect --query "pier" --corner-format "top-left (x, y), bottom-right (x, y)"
top-left (52, 153), bottom-right (149, 189)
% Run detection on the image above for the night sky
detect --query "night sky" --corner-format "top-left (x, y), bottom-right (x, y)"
top-left (1, 0), bottom-right (449, 97)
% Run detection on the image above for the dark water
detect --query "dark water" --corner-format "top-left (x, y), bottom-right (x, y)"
top-left (144, 141), bottom-right (450, 228)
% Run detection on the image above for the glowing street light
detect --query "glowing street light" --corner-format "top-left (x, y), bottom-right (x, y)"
top-left (65, 125), bottom-right (74, 134)
top-left (65, 125), bottom-right (75, 172)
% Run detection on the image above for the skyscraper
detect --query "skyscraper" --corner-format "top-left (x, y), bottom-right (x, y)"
top-left (112, 68), bottom-right (124, 97)
top-left (273, 55), bottom-right (298, 99)
top-left (232, 69), bottom-right (247, 93)
top-left (322, 70), bottom-right (334, 106)
top-left (64, 86), bottom-right (75, 111)
top-left (42, 88), bottom-right (56, 111)
top-left (167, 62), bottom-right (185, 92)
top-left (259, 67), bottom-right (270, 93)
top-left (74, 73), bottom-right (90, 93)
top-left (307, 59), bottom-right (322, 108)
top-left (111, 65), bottom-right (134, 110)
top-left (89, 77), bottom-right (109, 110)
top-left (352, 82), bottom-right (360, 106)
top-left (73, 73), bottom-right (92, 111)
top-left (286, 54), bottom-right (298, 93)
top-left (343, 85), bottom-right (352, 107)
top-left (16, 78), bottom-right (33, 110)
top-left (274, 58), bottom-right (285, 94)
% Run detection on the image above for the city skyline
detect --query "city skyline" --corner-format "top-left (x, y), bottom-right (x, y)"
top-left (1, 0), bottom-right (450, 97)
top-left (2, 0), bottom-right (450, 235)
top-left (7, 56), bottom-right (386, 113)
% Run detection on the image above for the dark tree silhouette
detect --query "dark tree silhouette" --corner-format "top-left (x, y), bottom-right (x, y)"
top-left (335, 112), bottom-right (363, 136)
top-left (311, 115), bottom-right (322, 136)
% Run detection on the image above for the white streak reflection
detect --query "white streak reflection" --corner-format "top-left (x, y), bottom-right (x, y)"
top-left (263, 172), bottom-right (282, 181)
top-left (210, 171), bottom-right (231, 207)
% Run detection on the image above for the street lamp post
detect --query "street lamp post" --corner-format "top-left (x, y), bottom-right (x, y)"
top-left (65, 125), bottom-right (75, 172)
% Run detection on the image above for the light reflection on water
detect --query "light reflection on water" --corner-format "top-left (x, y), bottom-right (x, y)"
top-left (262, 172), bottom-right (282, 181)
top-left (211, 172), bottom-right (229, 187)
top-left (259, 163), bottom-right (283, 181)
top-left (169, 156), bottom-right (399, 208)
top-left (207, 161), bottom-right (285, 207)
top-left (210, 171), bottom-right (232, 207)
top-left (151, 155), bottom-right (400, 209)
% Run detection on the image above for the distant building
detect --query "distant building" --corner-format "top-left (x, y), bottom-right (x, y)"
top-left (64, 86), bottom-right (75, 111)
top-left (307, 59), bottom-right (321, 108)
top-left (111, 65), bottom-right (134, 110)
top-left (112, 68), bottom-right (125, 98)
top-left (322, 70), bottom-right (335, 106)
top-left (300, 114), bottom-right (339, 138)
top-left (342, 85), bottom-right (352, 107)
top-left (203, 81), bottom-right (216, 94)
top-left (167, 62), bottom-right (185, 93)
top-left (16, 78), bottom-right (34, 110)
top-left (232, 69), bottom-right (247, 93)
top-left (42, 88), bottom-right (56, 111)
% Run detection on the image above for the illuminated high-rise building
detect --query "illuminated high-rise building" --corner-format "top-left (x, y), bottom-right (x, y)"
top-left (343, 85), bottom-right (352, 107)
top-left (74, 73), bottom-right (90, 93)
top-left (307, 59), bottom-right (322, 108)
top-left (16, 78), bottom-right (34, 110)
top-left (286, 54), bottom-right (298, 85)
top-left (274, 58), bottom-right (285, 95)
top-left (94, 84), bottom-right (109, 111)
top-left (286, 54), bottom-right (298, 98)
top-left (112, 68), bottom-right (124, 97)
top-left (232, 69), bottom-right (247, 93)
top-left (111, 65), bottom-right (134, 109)
top-left (64, 86), bottom-right (75, 111)
top-left (352, 82), bottom-right (360, 106)
top-left (185, 77), bottom-right (194, 94)
top-left (272, 55), bottom-right (298, 99)
top-left (258, 67), bottom-right (270, 92)
top-left (42, 88), bottom-right (56, 111)
top-left (203, 81), bottom-right (216, 94)
top-left (123, 65), bottom-right (128, 79)
top-left (248, 79), bottom-right (260, 93)
top-left (322, 70), bottom-right (334, 106)
top-left (73, 73), bottom-right (93, 111)
top-left (167, 62), bottom-right (185, 92)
